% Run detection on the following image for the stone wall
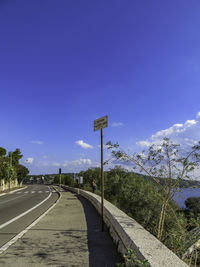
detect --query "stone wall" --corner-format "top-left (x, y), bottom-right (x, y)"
top-left (64, 186), bottom-right (188, 267)
top-left (0, 178), bottom-right (21, 192)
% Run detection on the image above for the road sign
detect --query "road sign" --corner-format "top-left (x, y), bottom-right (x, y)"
top-left (79, 176), bottom-right (83, 184)
top-left (94, 115), bottom-right (108, 131)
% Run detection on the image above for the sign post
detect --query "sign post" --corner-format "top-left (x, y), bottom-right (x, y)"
top-left (94, 115), bottom-right (108, 231)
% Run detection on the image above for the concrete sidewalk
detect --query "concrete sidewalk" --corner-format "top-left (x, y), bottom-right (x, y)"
top-left (0, 190), bottom-right (121, 267)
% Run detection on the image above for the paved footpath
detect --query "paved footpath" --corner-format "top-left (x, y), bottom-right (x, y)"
top-left (0, 189), bottom-right (121, 267)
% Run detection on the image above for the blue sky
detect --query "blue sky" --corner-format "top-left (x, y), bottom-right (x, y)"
top-left (1, 0), bottom-right (200, 175)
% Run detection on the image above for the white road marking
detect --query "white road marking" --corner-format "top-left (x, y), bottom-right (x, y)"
top-left (0, 189), bottom-right (60, 254)
top-left (0, 191), bottom-right (52, 230)
top-left (11, 190), bottom-right (51, 194)
top-left (0, 186), bottom-right (27, 197)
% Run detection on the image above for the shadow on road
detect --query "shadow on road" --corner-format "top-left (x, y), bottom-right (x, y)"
top-left (0, 188), bottom-right (122, 267)
top-left (75, 193), bottom-right (122, 267)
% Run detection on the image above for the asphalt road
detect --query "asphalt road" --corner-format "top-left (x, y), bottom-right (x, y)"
top-left (0, 184), bottom-right (59, 248)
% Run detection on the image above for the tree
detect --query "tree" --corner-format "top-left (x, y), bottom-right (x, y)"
top-left (106, 138), bottom-right (200, 241)
top-left (15, 164), bottom-right (29, 184)
top-left (64, 174), bottom-right (76, 187)
top-left (53, 174), bottom-right (65, 184)
top-left (0, 147), bottom-right (29, 185)
top-left (79, 167), bottom-right (101, 188)
top-left (11, 149), bottom-right (23, 166)
top-left (0, 157), bottom-right (9, 180)
top-left (0, 147), bottom-right (8, 180)
top-left (185, 197), bottom-right (200, 216)
top-left (104, 166), bottom-right (129, 204)
top-left (115, 172), bottom-right (183, 240)
top-left (0, 147), bottom-right (6, 157)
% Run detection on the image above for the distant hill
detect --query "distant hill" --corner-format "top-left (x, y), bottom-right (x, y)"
top-left (136, 172), bottom-right (200, 188)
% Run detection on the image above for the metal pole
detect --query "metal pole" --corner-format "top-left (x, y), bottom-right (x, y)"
top-left (59, 168), bottom-right (61, 192)
top-left (9, 152), bottom-right (12, 190)
top-left (101, 128), bottom-right (104, 231)
top-left (8, 170), bottom-right (9, 189)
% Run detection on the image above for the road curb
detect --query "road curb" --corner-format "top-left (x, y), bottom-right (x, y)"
top-left (0, 186), bottom-right (61, 254)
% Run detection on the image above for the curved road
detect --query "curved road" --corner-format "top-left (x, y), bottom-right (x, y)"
top-left (0, 184), bottom-right (59, 248)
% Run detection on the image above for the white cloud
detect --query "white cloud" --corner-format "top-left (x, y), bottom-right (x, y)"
top-left (52, 162), bottom-right (61, 167)
top-left (151, 120), bottom-right (198, 141)
top-left (137, 115), bottom-right (200, 148)
top-left (111, 122), bottom-right (124, 127)
top-left (197, 112), bottom-right (200, 118)
top-left (30, 140), bottom-right (44, 145)
top-left (63, 158), bottom-right (92, 167)
top-left (75, 140), bottom-right (93, 149)
top-left (136, 140), bottom-right (152, 147)
top-left (36, 161), bottom-right (51, 167)
top-left (33, 158), bottom-right (94, 173)
top-left (25, 157), bottom-right (34, 164)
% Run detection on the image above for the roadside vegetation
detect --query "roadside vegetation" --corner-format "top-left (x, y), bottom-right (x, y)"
top-left (0, 147), bottom-right (29, 189)
top-left (58, 138), bottom-right (200, 266)
top-left (76, 165), bottom-right (200, 266)
top-left (53, 173), bottom-right (77, 187)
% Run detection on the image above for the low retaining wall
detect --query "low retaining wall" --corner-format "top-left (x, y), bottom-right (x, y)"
top-left (0, 179), bottom-right (21, 192)
top-left (63, 186), bottom-right (188, 267)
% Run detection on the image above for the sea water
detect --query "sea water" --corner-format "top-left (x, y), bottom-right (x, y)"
top-left (172, 187), bottom-right (200, 209)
